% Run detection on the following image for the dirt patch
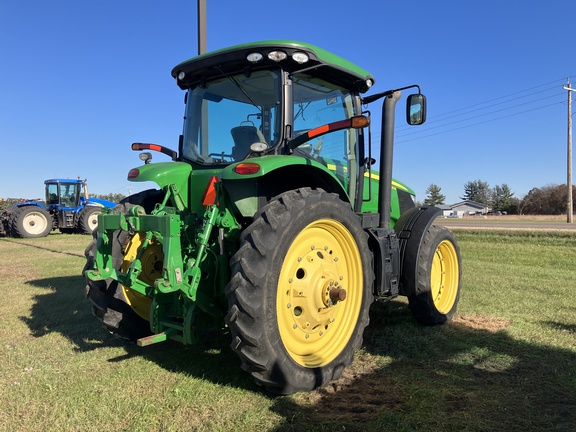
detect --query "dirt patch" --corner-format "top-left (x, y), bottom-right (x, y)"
top-left (452, 313), bottom-right (512, 333)
top-left (0, 261), bottom-right (41, 282)
top-left (277, 356), bottom-right (407, 427)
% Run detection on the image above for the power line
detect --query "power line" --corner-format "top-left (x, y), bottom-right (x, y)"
top-left (418, 77), bottom-right (569, 120)
top-left (395, 79), bottom-right (568, 133)
top-left (368, 78), bottom-right (571, 143)
top-left (395, 91), bottom-right (565, 139)
top-left (397, 84), bottom-right (562, 132)
top-left (396, 101), bottom-right (562, 144)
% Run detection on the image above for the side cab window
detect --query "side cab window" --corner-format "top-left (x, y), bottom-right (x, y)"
top-left (291, 73), bottom-right (359, 195)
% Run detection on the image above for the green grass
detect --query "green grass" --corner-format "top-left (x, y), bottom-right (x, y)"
top-left (1, 230), bottom-right (575, 431)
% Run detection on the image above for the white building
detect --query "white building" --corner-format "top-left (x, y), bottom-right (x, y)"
top-left (438, 200), bottom-right (489, 218)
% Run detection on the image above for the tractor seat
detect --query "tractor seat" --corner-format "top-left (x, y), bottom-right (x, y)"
top-left (230, 125), bottom-right (266, 160)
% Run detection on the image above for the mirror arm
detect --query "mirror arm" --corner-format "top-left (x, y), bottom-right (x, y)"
top-left (132, 143), bottom-right (178, 161)
top-left (362, 84), bottom-right (422, 105)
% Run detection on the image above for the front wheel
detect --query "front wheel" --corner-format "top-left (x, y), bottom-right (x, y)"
top-left (78, 206), bottom-right (101, 234)
top-left (408, 225), bottom-right (461, 325)
top-left (226, 188), bottom-right (374, 394)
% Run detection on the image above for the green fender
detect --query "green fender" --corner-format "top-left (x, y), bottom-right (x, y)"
top-left (128, 162), bottom-right (192, 207)
top-left (219, 155), bottom-right (349, 217)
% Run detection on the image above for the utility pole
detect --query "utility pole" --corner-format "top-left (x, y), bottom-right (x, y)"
top-left (197, 0), bottom-right (207, 55)
top-left (563, 80), bottom-right (574, 223)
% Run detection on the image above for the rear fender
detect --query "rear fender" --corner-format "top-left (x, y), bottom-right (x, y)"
top-left (394, 206), bottom-right (442, 297)
top-left (17, 201), bottom-right (46, 210)
top-left (86, 197), bottom-right (116, 208)
top-left (220, 155), bottom-right (348, 217)
top-left (128, 162), bottom-right (192, 208)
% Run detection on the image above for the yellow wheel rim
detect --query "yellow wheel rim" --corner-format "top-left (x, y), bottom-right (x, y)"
top-left (430, 239), bottom-right (459, 314)
top-left (120, 233), bottom-right (163, 321)
top-left (276, 218), bottom-right (363, 368)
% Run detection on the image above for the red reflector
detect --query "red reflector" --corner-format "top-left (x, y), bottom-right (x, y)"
top-left (202, 176), bottom-right (218, 206)
top-left (128, 168), bottom-right (140, 179)
top-left (233, 163), bottom-right (261, 175)
top-left (308, 124), bottom-right (330, 138)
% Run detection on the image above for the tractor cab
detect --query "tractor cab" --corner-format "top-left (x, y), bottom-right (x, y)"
top-left (45, 179), bottom-right (85, 230)
top-left (171, 42), bottom-right (377, 210)
top-left (45, 179), bottom-right (85, 209)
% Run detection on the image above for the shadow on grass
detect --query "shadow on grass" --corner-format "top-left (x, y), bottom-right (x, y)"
top-left (22, 275), bottom-right (259, 392)
top-left (271, 301), bottom-right (576, 432)
top-left (543, 320), bottom-right (576, 334)
top-left (22, 276), bottom-right (576, 431)
top-left (21, 275), bottom-right (119, 352)
top-left (1, 237), bottom-right (85, 258)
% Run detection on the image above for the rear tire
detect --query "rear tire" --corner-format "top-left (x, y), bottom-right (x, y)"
top-left (11, 206), bottom-right (52, 238)
top-left (408, 225), bottom-right (461, 325)
top-left (83, 189), bottom-right (163, 341)
top-left (226, 188), bottom-right (373, 394)
top-left (78, 206), bottom-right (101, 234)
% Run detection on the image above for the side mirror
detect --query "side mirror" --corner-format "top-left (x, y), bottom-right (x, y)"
top-left (406, 93), bottom-right (427, 125)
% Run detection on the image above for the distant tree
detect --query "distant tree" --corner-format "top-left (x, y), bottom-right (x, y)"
top-left (424, 183), bottom-right (445, 206)
top-left (491, 184), bottom-right (514, 212)
top-left (521, 187), bottom-right (545, 214)
top-left (520, 184), bottom-right (574, 215)
top-left (507, 197), bottom-right (522, 215)
top-left (461, 180), bottom-right (491, 206)
top-left (91, 193), bottom-right (126, 203)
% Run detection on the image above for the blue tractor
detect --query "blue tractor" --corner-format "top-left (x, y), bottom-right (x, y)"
top-left (0, 179), bottom-right (116, 238)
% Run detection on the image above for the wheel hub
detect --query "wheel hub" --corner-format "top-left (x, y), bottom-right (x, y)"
top-left (285, 251), bottom-right (345, 338)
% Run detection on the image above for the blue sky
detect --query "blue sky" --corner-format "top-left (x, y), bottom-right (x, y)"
top-left (1, 0), bottom-right (574, 205)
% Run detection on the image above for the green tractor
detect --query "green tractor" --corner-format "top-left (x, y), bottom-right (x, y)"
top-left (84, 40), bottom-right (461, 394)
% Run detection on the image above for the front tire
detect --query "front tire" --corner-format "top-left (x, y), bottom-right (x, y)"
top-left (11, 206), bottom-right (52, 238)
top-left (226, 188), bottom-right (374, 394)
top-left (408, 225), bottom-right (461, 325)
top-left (78, 206), bottom-right (101, 234)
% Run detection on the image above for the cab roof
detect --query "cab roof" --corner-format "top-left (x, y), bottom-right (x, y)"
top-left (44, 179), bottom-right (83, 185)
top-left (171, 40), bottom-right (375, 94)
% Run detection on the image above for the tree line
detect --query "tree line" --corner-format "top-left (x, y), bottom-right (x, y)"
top-left (423, 180), bottom-right (576, 215)
top-left (90, 193), bottom-right (126, 203)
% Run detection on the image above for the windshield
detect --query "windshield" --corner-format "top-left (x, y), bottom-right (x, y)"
top-left (46, 183), bottom-right (79, 207)
top-left (182, 69), bottom-right (281, 164)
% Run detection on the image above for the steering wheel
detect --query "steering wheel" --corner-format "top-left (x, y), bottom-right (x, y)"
top-left (208, 153), bottom-right (234, 162)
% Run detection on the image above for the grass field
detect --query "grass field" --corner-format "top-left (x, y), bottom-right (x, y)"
top-left (1, 229), bottom-right (575, 431)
